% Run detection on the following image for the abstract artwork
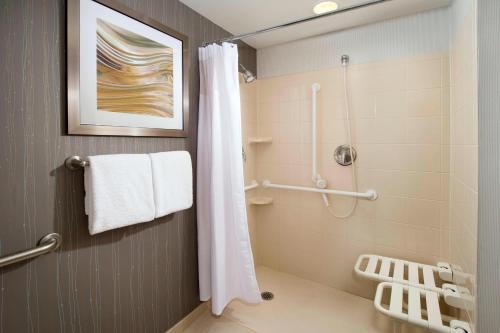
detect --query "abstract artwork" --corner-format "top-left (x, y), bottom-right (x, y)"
top-left (96, 19), bottom-right (174, 118)
top-left (67, 0), bottom-right (189, 137)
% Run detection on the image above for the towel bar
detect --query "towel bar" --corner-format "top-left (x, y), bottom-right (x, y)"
top-left (65, 156), bottom-right (89, 170)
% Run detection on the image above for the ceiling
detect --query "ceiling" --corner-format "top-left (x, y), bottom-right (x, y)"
top-left (180, 0), bottom-right (451, 49)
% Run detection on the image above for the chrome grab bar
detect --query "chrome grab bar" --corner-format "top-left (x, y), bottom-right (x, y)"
top-left (0, 233), bottom-right (61, 268)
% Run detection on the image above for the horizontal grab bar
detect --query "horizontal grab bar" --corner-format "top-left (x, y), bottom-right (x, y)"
top-left (245, 180), bottom-right (259, 191)
top-left (262, 180), bottom-right (377, 200)
top-left (0, 233), bottom-right (61, 268)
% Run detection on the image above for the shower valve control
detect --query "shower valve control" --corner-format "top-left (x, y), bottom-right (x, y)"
top-left (334, 145), bottom-right (357, 166)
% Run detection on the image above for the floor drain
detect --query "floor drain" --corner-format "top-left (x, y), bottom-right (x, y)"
top-left (261, 291), bottom-right (274, 301)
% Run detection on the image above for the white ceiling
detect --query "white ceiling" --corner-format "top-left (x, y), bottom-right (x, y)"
top-left (180, 0), bottom-right (451, 49)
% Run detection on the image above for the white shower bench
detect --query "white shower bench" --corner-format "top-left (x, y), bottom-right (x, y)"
top-left (355, 254), bottom-right (473, 333)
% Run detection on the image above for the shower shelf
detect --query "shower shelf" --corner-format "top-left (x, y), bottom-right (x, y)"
top-left (248, 137), bottom-right (273, 144)
top-left (248, 197), bottom-right (273, 205)
top-left (374, 282), bottom-right (471, 333)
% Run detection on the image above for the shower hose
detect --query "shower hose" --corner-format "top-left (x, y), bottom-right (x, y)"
top-left (326, 63), bottom-right (358, 219)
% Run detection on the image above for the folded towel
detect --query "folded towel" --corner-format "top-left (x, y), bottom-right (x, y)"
top-left (84, 154), bottom-right (155, 235)
top-left (150, 151), bottom-right (193, 218)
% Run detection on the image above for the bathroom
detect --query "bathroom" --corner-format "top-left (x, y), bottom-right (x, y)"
top-left (0, 0), bottom-right (497, 332)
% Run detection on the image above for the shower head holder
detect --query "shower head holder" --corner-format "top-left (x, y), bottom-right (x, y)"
top-left (341, 55), bottom-right (349, 66)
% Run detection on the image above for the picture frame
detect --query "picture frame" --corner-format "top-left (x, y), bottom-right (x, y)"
top-left (67, 0), bottom-right (189, 137)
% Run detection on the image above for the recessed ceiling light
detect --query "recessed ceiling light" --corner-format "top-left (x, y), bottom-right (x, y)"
top-left (313, 1), bottom-right (339, 15)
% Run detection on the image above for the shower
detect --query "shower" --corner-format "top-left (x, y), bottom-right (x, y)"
top-left (240, 64), bottom-right (256, 83)
top-left (311, 54), bottom-right (359, 218)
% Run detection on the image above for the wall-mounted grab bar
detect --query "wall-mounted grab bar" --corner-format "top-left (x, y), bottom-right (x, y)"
top-left (311, 83), bottom-right (321, 184)
top-left (245, 180), bottom-right (259, 191)
top-left (262, 180), bottom-right (377, 200)
top-left (0, 233), bottom-right (61, 268)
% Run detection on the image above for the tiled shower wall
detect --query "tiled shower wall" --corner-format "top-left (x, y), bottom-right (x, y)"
top-left (249, 53), bottom-right (451, 298)
top-left (241, 8), bottom-right (478, 329)
top-left (449, 0), bottom-right (478, 329)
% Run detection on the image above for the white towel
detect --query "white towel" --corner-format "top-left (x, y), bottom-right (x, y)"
top-left (149, 151), bottom-right (193, 218)
top-left (84, 154), bottom-right (155, 235)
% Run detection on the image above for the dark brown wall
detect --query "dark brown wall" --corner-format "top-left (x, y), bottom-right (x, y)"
top-left (0, 0), bottom-right (256, 332)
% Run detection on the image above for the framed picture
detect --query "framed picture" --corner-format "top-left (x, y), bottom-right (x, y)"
top-left (67, 0), bottom-right (189, 137)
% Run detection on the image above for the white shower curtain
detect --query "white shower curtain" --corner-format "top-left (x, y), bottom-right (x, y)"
top-left (197, 43), bottom-right (261, 315)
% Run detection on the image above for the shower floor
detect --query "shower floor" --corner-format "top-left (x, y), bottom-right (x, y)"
top-left (181, 266), bottom-right (401, 333)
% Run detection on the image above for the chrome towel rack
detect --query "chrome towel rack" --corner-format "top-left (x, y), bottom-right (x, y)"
top-left (65, 156), bottom-right (89, 170)
top-left (0, 233), bottom-right (61, 268)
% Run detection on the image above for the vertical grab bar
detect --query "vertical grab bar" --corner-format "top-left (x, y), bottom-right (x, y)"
top-left (311, 83), bottom-right (330, 206)
top-left (311, 83), bottom-right (320, 183)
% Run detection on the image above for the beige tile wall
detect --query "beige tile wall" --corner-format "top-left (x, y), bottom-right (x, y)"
top-left (250, 53), bottom-right (451, 298)
top-left (449, 3), bottom-right (478, 330)
top-left (240, 77), bottom-right (260, 265)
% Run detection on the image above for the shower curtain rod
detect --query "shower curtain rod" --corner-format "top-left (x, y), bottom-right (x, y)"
top-left (202, 0), bottom-right (391, 46)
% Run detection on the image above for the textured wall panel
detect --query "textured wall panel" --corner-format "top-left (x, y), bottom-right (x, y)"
top-left (451, 0), bottom-right (475, 37)
top-left (0, 1), bottom-right (255, 332)
top-left (449, 0), bottom-right (478, 329)
top-left (477, 0), bottom-right (500, 332)
top-left (257, 7), bottom-right (450, 78)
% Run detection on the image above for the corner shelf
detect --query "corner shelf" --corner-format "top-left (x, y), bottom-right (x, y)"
top-left (248, 137), bottom-right (273, 144)
top-left (248, 197), bottom-right (273, 206)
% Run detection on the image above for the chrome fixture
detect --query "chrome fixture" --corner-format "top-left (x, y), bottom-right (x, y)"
top-left (202, 0), bottom-right (389, 46)
top-left (240, 64), bottom-right (256, 83)
top-left (334, 144), bottom-right (357, 166)
top-left (65, 155), bottom-right (89, 170)
top-left (341, 54), bottom-right (350, 66)
top-left (0, 233), bottom-right (61, 268)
